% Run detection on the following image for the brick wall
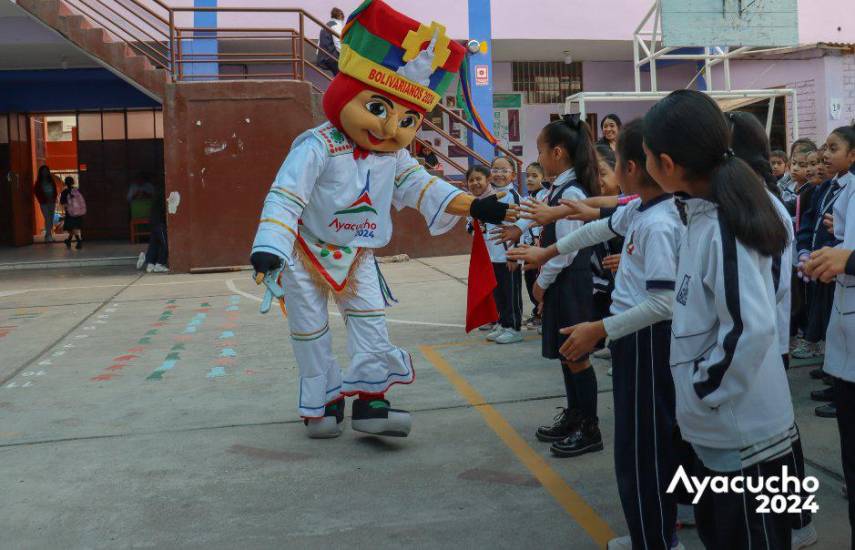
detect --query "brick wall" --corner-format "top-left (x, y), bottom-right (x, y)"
top-left (842, 54), bottom-right (855, 126)
top-left (786, 78), bottom-right (817, 144)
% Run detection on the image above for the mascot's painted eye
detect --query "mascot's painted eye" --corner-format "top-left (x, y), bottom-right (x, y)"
top-left (399, 115), bottom-right (418, 129)
top-left (365, 101), bottom-right (388, 119)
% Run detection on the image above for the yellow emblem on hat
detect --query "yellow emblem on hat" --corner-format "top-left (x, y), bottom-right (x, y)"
top-left (401, 21), bottom-right (452, 72)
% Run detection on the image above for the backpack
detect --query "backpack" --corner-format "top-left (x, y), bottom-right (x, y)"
top-left (66, 189), bottom-right (87, 217)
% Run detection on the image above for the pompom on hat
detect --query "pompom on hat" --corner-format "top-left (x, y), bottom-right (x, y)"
top-left (323, 0), bottom-right (466, 128)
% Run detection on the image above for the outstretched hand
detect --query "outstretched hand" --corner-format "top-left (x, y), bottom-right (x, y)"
top-left (506, 244), bottom-right (556, 270)
top-left (519, 198), bottom-right (566, 226)
top-left (804, 246), bottom-right (852, 283)
top-left (490, 224), bottom-right (522, 245)
top-left (559, 321), bottom-right (606, 362)
top-left (558, 199), bottom-right (600, 222)
top-left (602, 254), bottom-right (621, 273)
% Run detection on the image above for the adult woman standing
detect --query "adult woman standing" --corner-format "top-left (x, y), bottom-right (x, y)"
top-left (33, 165), bottom-right (59, 242)
top-left (596, 114), bottom-right (622, 151)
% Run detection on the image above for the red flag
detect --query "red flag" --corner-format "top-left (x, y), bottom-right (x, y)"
top-left (466, 223), bottom-right (499, 332)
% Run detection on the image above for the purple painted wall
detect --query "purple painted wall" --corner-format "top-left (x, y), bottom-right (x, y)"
top-left (707, 55), bottom-right (853, 144)
top-left (491, 60), bottom-right (697, 164)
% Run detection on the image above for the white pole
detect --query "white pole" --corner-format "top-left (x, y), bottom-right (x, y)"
top-left (724, 49), bottom-right (732, 91)
top-left (791, 91), bottom-right (799, 141)
top-left (766, 96), bottom-right (776, 137)
top-left (649, 0), bottom-right (661, 92)
top-left (704, 48), bottom-right (713, 91)
top-left (633, 37), bottom-right (641, 92)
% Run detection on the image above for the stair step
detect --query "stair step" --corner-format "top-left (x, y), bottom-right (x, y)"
top-left (19, 0), bottom-right (61, 27)
top-left (83, 27), bottom-right (108, 51)
top-left (57, 1), bottom-right (74, 17)
top-left (17, 0), bottom-right (166, 102)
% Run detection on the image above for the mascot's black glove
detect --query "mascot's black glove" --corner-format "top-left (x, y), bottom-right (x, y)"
top-left (250, 251), bottom-right (282, 275)
top-left (470, 195), bottom-right (509, 225)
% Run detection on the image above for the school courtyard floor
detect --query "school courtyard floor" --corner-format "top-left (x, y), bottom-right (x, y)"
top-left (0, 255), bottom-right (849, 549)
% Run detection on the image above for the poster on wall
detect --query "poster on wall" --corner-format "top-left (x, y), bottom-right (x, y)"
top-left (493, 93), bottom-right (524, 158)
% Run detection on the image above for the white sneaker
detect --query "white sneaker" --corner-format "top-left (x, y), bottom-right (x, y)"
top-left (305, 416), bottom-right (342, 439)
top-left (677, 503), bottom-right (696, 527)
top-left (136, 251), bottom-right (146, 270)
top-left (146, 263), bottom-right (154, 273)
top-left (792, 524), bottom-right (817, 549)
top-left (151, 264), bottom-right (169, 273)
top-left (486, 326), bottom-right (504, 341)
top-left (479, 323), bottom-right (495, 332)
top-left (607, 536), bottom-right (632, 550)
top-left (495, 328), bottom-right (523, 344)
top-left (792, 341), bottom-right (818, 359)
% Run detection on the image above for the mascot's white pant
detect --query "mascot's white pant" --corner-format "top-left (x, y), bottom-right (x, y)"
top-left (282, 251), bottom-right (414, 418)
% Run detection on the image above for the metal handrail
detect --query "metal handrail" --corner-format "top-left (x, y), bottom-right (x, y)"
top-left (64, 0), bottom-right (170, 69)
top-left (62, 1), bottom-right (523, 182)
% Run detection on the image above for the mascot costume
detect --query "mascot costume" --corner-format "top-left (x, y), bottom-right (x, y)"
top-left (250, 0), bottom-right (514, 439)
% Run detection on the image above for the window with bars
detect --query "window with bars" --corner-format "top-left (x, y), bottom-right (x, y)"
top-left (512, 61), bottom-right (583, 104)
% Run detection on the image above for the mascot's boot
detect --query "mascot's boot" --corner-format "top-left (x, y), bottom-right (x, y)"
top-left (305, 398), bottom-right (345, 439)
top-left (351, 396), bottom-right (411, 437)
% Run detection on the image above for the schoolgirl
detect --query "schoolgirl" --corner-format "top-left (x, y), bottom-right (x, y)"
top-left (729, 111), bottom-right (817, 549)
top-left (510, 119), bottom-right (684, 550)
top-left (527, 115), bottom-right (602, 458)
top-left (795, 136), bottom-right (847, 363)
top-left (483, 156), bottom-right (524, 344)
top-left (644, 90), bottom-right (795, 549)
top-left (805, 127), bottom-right (855, 543)
top-left (522, 162), bottom-right (547, 327)
top-left (591, 144), bottom-right (622, 357)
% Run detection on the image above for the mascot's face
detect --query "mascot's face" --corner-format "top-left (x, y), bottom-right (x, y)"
top-left (339, 89), bottom-right (424, 152)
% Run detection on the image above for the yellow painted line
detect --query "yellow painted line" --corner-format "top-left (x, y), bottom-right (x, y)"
top-left (419, 344), bottom-right (615, 547)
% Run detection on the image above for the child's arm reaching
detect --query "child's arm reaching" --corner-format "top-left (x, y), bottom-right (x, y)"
top-left (805, 246), bottom-right (855, 282)
top-left (506, 217), bottom-right (618, 268)
top-left (507, 202), bottom-right (633, 268)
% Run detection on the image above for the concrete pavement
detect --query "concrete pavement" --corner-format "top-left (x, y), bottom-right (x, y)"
top-left (0, 256), bottom-right (849, 549)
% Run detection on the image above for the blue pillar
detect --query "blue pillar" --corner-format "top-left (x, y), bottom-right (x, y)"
top-left (185, 0), bottom-right (218, 80)
top-left (467, 0), bottom-right (494, 165)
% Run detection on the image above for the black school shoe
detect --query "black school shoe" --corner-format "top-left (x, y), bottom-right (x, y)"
top-left (551, 418), bottom-right (604, 458)
top-left (351, 398), bottom-right (411, 437)
top-left (304, 398), bottom-right (345, 439)
top-left (815, 403), bottom-right (837, 418)
top-left (811, 387), bottom-right (834, 402)
top-left (809, 368), bottom-right (825, 380)
top-left (536, 408), bottom-right (582, 442)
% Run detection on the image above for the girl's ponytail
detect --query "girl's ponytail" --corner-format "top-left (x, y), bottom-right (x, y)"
top-left (728, 111), bottom-right (781, 198)
top-left (541, 115), bottom-right (600, 197)
top-left (643, 90), bottom-right (788, 257)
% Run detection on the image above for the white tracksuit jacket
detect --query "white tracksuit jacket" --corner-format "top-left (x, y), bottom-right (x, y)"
top-left (670, 195), bottom-right (794, 449)
top-left (825, 166), bottom-right (855, 382)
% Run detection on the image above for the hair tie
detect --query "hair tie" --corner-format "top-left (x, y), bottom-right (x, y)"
top-left (562, 113), bottom-right (581, 130)
top-left (723, 148), bottom-right (735, 160)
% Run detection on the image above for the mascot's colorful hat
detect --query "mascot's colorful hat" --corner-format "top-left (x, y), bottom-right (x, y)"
top-left (323, 0), bottom-right (466, 125)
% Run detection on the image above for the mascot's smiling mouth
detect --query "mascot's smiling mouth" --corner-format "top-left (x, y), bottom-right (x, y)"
top-left (366, 130), bottom-right (386, 145)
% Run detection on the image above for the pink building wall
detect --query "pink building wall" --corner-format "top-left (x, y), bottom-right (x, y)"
top-left (208, 0), bottom-right (852, 44)
top-left (491, 60), bottom-right (696, 165)
top-left (709, 54), bottom-right (855, 145)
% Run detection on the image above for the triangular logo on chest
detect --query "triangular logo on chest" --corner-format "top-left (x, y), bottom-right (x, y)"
top-left (334, 171), bottom-right (378, 216)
